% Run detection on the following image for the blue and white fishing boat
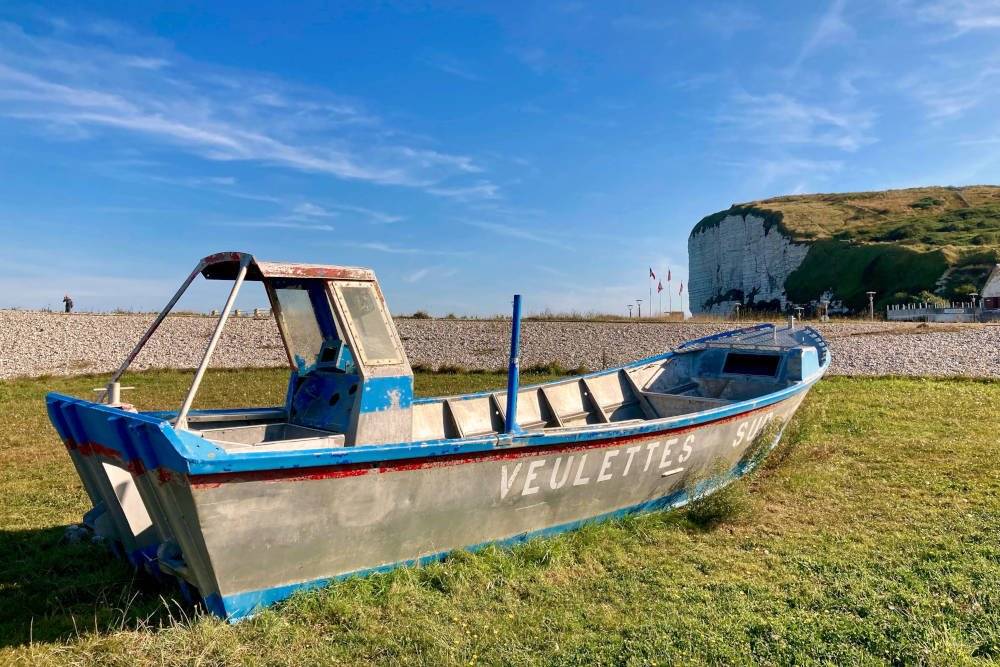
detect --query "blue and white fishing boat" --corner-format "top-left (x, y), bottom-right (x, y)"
top-left (46, 252), bottom-right (829, 620)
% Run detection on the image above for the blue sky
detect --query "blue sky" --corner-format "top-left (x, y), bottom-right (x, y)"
top-left (2, 1), bottom-right (1000, 315)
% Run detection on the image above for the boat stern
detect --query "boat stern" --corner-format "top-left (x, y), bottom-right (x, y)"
top-left (46, 392), bottom-right (227, 608)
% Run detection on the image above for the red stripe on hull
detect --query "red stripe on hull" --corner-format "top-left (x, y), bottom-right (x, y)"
top-left (74, 441), bottom-right (124, 462)
top-left (189, 400), bottom-right (780, 488)
top-left (191, 464), bottom-right (372, 487)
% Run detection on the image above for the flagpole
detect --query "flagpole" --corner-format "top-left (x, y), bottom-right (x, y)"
top-left (668, 268), bottom-right (673, 314)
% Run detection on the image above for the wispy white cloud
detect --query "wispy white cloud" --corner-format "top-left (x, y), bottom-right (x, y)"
top-left (719, 91), bottom-right (876, 152)
top-left (791, 0), bottom-right (854, 71)
top-left (289, 201), bottom-right (405, 224)
top-left (343, 241), bottom-right (469, 257)
top-left (218, 219), bottom-right (336, 232)
top-left (325, 203), bottom-right (403, 224)
top-left (0, 20), bottom-right (492, 193)
top-left (537, 265), bottom-right (571, 278)
top-left (293, 202), bottom-right (337, 218)
top-left (910, 0), bottom-right (1000, 34)
top-left (400, 265), bottom-right (459, 286)
top-left (117, 167), bottom-right (406, 223)
top-left (900, 60), bottom-right (1000, 120)
top-left (404, 267), bottom-right (431, 283)
top-left (424, 53), bottom-right (482, 81)
top-left (464, 220), bottom-right (571, 249)
top-left (721, 157), bottom-right (845, 190)
top-left (427, 181), bottom-right (501, 202)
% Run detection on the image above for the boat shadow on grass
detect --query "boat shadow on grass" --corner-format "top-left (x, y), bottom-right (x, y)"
top-left (0, 525), bottom-right (191, 647)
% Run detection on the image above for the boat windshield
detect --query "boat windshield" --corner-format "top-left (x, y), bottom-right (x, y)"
top-left (273, 285), bottom-right (326, 372)
top-left (332, 282), bottom-right (402, 366)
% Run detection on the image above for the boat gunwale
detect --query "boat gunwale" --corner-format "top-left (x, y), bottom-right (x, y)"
top-left (186, 367), bottom-right (825, 477)
top-left (45, 324), bottom-right (828, 477)
top-left (187, 392), bottom-right (806, 487)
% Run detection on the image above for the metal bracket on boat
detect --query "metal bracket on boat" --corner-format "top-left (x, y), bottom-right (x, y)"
top-left (94, 382), bottom-right (135, 405)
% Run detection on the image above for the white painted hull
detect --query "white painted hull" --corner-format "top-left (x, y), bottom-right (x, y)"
top-left (183, 388), bottom-right (808, 615)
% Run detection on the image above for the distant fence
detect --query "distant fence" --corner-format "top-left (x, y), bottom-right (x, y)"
top-left (886, 303), bottom-right (1000, 322)
top-left (208, 308), bottom-right (272, 317)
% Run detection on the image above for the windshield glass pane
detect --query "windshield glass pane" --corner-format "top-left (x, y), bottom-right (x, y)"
top-left (274, 287), bottom-right (325, 371)
top-left (337, 283), bottom-right (400, 365)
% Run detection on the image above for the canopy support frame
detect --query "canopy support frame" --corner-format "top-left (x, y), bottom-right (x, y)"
top-left (174, 257), bottom-right (251, 429)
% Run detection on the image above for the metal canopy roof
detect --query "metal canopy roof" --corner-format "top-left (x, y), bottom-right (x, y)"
top-left (196, 251), bottom-right (376, 282)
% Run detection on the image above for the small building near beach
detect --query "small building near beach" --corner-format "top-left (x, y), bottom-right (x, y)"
top-left (984, 264), bottom-right (1000, 310)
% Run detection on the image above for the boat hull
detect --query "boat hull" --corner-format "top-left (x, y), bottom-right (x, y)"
top-left (181, 385), bottom-right (809, 618)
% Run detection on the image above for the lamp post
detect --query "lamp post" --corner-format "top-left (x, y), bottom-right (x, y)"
top-left (866, 291), bottom-right (876, 321)
top-left (636, 299), bottom-right (643, 318)
top-left (733, 303), bottom-right (740, 322)
top-left (970, 292), bottom-right (978, 323)
top-left (627, 304), bottom-right (633, 318)
top-left (794, 305), bottom-right (804, 321)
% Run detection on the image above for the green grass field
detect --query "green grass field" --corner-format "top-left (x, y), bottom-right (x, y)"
top-left (1, 369), bottom-right (998, 665)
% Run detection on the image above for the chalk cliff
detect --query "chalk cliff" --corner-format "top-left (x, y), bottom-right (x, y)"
top-left (687, 211), bottom-right (809, 315)
top-left (687, 186), bottom-right (1000, 314)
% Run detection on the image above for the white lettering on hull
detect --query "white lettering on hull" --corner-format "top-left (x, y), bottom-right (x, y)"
top-left (500, 462), bottom-right (522, 500)
top-left (498, 408), bottom-right (779, 500)
top-left (732, 412), bottom-right (775, 448)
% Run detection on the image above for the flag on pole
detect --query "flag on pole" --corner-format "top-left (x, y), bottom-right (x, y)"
top-left (679, 281), bottom-right (684, 294)
top-left (657, 281), bottom-right (663, 293)
top-left (667, 268), bottom-right (671, 282)
top-left (648, 267), bottom-right (656, 280)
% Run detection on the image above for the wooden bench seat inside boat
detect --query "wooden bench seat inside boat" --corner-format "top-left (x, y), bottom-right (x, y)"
top-left (410, 370), bottom-right (656, 441)
top-left (581, 372), bottom-right (649, 422)
top-left (445, 396), bottom-right (505, 438)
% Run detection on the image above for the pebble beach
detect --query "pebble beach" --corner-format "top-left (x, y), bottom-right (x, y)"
top-left (2, 310), bottom-right (997, 381)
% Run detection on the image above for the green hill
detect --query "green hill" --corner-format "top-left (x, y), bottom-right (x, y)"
top-left (693, 186), bottom-right (1000, 311)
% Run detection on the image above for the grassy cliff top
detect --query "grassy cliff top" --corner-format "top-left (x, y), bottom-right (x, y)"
top-left (693, 185), bottom-right (1000, 256)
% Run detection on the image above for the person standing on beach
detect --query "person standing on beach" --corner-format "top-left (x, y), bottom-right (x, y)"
top-left (63, 294), bottom-right (74, 313)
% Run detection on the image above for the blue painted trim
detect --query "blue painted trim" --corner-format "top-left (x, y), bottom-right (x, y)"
top-left (46, 325), bottom-right (829, 479)
top-left (144, 406), bottom-right (287, 420)
top-left (46, 360), bottom-right (826, 478)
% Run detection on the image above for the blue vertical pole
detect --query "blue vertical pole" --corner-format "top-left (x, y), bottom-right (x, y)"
top-left (504, 294), bottom-right (522, 434)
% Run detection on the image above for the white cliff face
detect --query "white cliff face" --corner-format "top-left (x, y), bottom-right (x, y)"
top-left (983, 264), bottom-right (1000, 299)
top-left (688, 213), bottom-right (810, 315)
